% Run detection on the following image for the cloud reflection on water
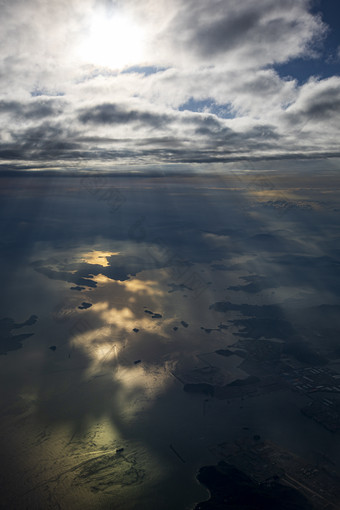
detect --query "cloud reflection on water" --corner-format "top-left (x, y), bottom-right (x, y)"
top-left (1, 172), bottom-right (340, 509)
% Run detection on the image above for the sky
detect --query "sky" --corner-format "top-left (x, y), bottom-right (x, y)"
top-left (0, 0), bottom-right (340, 173)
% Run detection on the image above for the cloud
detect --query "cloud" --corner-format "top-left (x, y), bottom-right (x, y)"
top-left (157, 0), bottom-right (326, 67)
top-left (78, 103), bottom-right (171, 128)
top-left (285, 76), bottom-right (340, 122)
top-left (0, 0), bottom-right (338, 170)
top-left (0, 100), bottom-right (62, 120)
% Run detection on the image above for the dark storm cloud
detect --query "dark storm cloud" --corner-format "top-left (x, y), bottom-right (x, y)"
top-left (305, 95), bottom-right (340, 120)
top-left (165, 0), bottom-right (325, 64)
top-left (0, 99), bottom-right (63, 120)
top-left (190, 117), bottom-right (278, 150)
top-left (130, 121), bottom-right (280, 163)
top-left (287, 82), bottom-right (340, 122)
top-left (0, 123), bottom-right (81, 161)
top-left (0, 102), bottom-right (284, 165)
top-left (180, 6), bottom-right (262, 57)
top-left (0, 96), bottom-right (339, 168)
top-left (1, 142), bottom-right (340, 169)
top-left (190, 114), bottom-right (235, 138)
top-left (78, 103), bottom-right (171, 128)
top-left (134, 136), bottom-right (189, 148)
top-left (14, 123), bottom-right (71, 143)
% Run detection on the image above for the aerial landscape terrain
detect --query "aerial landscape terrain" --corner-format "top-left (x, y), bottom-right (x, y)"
top-left (1, 171), bottom-right (340, 509)
top-left (1, 0), bottom-right (340, 508)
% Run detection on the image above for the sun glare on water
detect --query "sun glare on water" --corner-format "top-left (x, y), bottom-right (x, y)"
top-left (78, 12), bottom-right (145, 69)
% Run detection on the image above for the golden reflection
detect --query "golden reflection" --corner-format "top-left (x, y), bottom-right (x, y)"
top-left (114, 364), bottom-right (172, 414)
top-left (80, 250), bottom-right (120, 267)
top-left (248, 190), bottom-right (300, 200)
top-left (99, 303), bottom-right (168, 334)
top-left (70, 303), bottom-right (170, 370)
top-left (70, 325), bottom-right (121, 375)
top-left (71, 326), bottom-right (113, 349)
top-left (94, 273), bottom-right (114, 283)
top-left (117, 279), bottom-right (164, 296)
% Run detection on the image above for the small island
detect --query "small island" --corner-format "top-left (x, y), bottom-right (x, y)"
top-left (78, 302), bottom-right (92, 310)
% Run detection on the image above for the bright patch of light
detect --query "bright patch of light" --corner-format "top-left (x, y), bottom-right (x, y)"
top-left (78, 12), bottom-right (145, 69)
top-left (80, 250), bottom-right (119, 267)
top-left (117, 279), bottom-right (164, 296)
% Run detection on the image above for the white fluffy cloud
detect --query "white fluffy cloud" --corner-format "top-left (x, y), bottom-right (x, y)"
top-left (0, 0), bottom-right (338, 171)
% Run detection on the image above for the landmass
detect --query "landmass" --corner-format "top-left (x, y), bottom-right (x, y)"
top-left (0, 315), bottom-right (38, 355)
top-left (196, 438), bottom-right (340, 509)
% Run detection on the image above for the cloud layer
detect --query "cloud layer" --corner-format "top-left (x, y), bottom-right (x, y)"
top-left (0, 0), bottom-right (339, 171)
